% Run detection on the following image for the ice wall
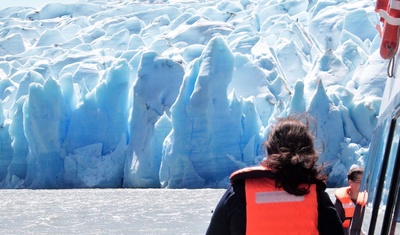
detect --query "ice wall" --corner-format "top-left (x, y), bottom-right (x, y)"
top-left (0, 0), bottom-right (387, 188)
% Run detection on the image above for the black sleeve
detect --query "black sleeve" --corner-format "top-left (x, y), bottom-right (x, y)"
top-left (318, 191), bottom-right (345, 235)
top-left (334, 197), bottom-right (346, 223)
top-left (206, 182), bottom-right (246, 235)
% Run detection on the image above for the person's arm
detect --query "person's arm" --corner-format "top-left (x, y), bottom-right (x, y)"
top-left (334, 197), bottom-right (345, 223)
top-left (206, 187), bottom-right (231, 235)
top-left (206, 183), bottom-right (246, 235)
top-left (318, 191), bottom-right (345, 235)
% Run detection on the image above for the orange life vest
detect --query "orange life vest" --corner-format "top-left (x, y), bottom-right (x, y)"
top-left (231, 166), bottom-right (319, 235)
top-left (334, 186), bottom-right (367, 228)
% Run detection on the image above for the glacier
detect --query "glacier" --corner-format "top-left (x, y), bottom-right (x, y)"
top-left (0, 0), bottom-right (388, 189)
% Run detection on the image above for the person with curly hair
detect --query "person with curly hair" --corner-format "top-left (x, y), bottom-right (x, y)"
top-left (206, 115), bottom-right (344, 235)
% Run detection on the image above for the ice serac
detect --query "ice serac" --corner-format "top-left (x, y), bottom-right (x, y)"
top-left (0, 101), bottom-right (13, 183)
top-left (307, 79), bottom-right (344, 181)
top-left (63, 59), bottom-right (130, 188)
top-left (123, 52), bottom-right (184, 188)
top-left (8, 99), bottom-right (28, 182)
top-left (275, 38), bottom-right (310, 85)
top-left (23, 77), bottom-right (69, 188)
top-left (0, 34), bottom-right (26, 56)
top-left (160, 36), bottom-right (255, 188)
top-left (288, 80), bottom-right (306, 114)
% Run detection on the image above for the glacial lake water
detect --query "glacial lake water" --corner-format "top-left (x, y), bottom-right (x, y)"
top-left (0, 188), bottom-right (337, 234)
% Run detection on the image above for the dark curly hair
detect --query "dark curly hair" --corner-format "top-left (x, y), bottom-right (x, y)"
top-left (261, 115), bottom-right (326, 196)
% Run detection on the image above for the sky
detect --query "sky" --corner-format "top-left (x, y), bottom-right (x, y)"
top-left (0, 0), bottom-right (387, 189)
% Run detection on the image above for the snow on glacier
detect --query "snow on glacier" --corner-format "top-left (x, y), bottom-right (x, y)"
top-left (0, 0), bottom-right (388, 188)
